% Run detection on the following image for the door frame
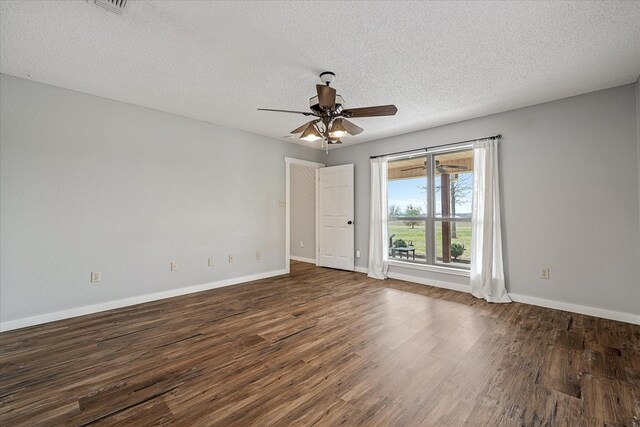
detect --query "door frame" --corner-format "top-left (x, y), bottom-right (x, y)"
top-left (285, 157), bottom-right (324, 274)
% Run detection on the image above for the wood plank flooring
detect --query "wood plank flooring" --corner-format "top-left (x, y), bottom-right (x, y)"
top-left (1, 261), bottom-right (639, 426)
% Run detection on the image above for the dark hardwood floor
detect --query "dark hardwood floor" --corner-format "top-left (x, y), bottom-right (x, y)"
top-left (1, 261), bottom-right (638, 426)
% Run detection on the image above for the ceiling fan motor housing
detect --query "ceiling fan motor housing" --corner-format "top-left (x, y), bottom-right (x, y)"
top-left (309, 94), bottom-right (344, 115)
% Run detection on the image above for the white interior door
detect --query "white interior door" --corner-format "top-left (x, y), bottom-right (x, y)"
top-left (317, 164), bottom-right (355, 271)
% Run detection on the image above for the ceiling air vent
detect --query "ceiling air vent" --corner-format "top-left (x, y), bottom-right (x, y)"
top-left (94, 0), bottom-right (127, 14)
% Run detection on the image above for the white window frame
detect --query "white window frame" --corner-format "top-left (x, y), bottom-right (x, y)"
top-left (387, 143), bottom-right (472, 273)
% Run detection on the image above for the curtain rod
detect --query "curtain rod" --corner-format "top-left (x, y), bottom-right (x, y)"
top-left (369, 134), bottom-right (502, 159)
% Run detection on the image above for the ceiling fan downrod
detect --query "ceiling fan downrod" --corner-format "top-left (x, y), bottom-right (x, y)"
top-left (319, 71), bottom-right (335, 86)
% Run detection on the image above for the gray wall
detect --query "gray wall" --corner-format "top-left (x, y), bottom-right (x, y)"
top-left (0, 74), bottom-right (324, 323)
top-left (290, 164), bottom-right (316, 260)
top-left (637, 78), bottom-right (640, 264)
top-left (328, 84), bottom-right (640, 315)
top-left (2, 74), bottom-right (638, 323)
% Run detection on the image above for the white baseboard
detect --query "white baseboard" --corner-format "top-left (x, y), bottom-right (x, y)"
top-left (387, 271), bottom-right (471, 294)
top-left (369, 268), bottom-right (639, 325)
top-left (289, 256), bottom-right (317, 264)
top-left (0, 269), bottom-right (288, 332)
top-left (4, 268), bottom-right (637, 332)
top-left (509, 293), bottom-right (640, 325)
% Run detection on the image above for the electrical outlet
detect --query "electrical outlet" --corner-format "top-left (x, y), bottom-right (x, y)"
top-left (228, 254), bottom-right (234, 263)
top-left (256, 251), bottom-right (262, 260)
top-left (171, 262), bottom-right (177, 271)
top-left (541, 268), bottom-right (550, 279)
top-left (300, 241), bottom-right (304, 248)
top-left (90, 272), bottom-right (100, 282)
top-left (356, 250), bottom-right (361, 258)
top-left (208, 257), bottom-right (214, 267)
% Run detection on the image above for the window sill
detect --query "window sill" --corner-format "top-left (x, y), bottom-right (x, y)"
top-left (388, 260), bottom-right (471, 277)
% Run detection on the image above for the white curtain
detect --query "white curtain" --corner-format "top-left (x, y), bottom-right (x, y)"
top-left (470, 139), bottom-right (511, 303)
top-left (368, 157), bottom-right (389, 279)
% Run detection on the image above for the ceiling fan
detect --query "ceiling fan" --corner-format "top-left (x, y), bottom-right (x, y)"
top-left (258, 72), bottom-right (397, 151)
top-left (402, 160), bottom-right (468, 174)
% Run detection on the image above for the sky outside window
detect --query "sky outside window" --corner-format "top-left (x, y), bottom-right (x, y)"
top-left (388, 177), bottom-right (427, 214)
top-left (388, 173), bottom-right (472, 216)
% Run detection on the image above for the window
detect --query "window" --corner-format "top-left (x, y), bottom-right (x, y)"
top-left (387, 147), bottom-right (473, 268)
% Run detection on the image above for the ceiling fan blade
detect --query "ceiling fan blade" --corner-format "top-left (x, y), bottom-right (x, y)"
top-left (258, 108), bottom-right (316, 116)
top-left (440, 164), bottom-right (467, 169)
top-left (401, 166), bottom-right (426, 172)
top-left (290, 119), bottom-right (320, 134)
top-left (342, 104), bottom-right (397, 118)
top-left (316, 84), bottom-right (336, 110)
top-left (340, 118), bottom-right (364, 136)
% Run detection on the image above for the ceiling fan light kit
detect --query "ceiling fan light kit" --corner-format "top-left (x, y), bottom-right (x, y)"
top-left (329, 118), bottom-right (348, 138)
top-left (258, 72), bottom-right (397, 153)
top-left (300, 123), bottom-right (323, 141)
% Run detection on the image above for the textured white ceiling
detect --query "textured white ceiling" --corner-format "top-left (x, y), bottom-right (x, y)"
top-left (2, 1), bottom-right (640, 149)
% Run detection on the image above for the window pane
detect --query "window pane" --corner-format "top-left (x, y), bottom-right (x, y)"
top-left (387, 157), bottom-right (427, 263)
top-left (435, 150), bottom-right (473, 218)
top-left (387, 157), bottom-right (428, 217)
top-left (389, 219), bottom-right (426, 262)
top-left (435, 221), bottom-right (471, 266)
